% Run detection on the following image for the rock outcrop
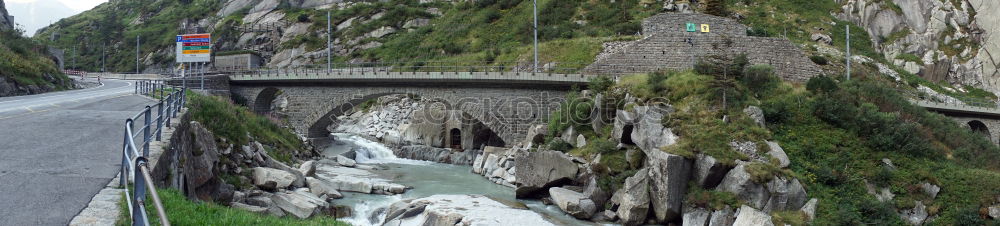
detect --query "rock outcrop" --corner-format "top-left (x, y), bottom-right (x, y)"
top-left (396, 145), bottom-right (479, 165)
top-left (472, 146), bottom-right (522, 187)
top-left (0, 0), bottom-right (12, 30)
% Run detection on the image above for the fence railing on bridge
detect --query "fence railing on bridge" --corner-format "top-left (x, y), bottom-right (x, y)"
top-left (220, 61), bottom-right (590, 75)
top-left (120, 80), bottom-right (186, 226)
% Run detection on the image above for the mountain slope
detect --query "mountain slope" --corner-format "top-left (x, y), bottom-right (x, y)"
top-left (0, 0), bottom-right (72, 97)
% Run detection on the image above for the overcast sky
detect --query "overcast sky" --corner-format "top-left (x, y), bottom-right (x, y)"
top-left (6, 0), bottom-right (108, 36)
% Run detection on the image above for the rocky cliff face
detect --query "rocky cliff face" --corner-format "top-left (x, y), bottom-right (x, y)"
top-left (0, 0), bottom-right (13, 30)
top-left (836, 0), bottom-right (1000, 92)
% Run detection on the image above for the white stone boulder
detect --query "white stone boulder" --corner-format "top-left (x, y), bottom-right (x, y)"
top-left (271, 190), bottom-right (328, 219)
top-left (336, 155), bottom-right (356, 167)
top-left (682, 208), bottom-right (710, 226)
top-left (732, 205), bottom-right (773, 226)
top-left (646, 151), bottom-right (692, 222)
top-left (615, 168), bottom-right (650, 226)
top-left (514, 151), bottom-right (579, 198)
top-left (717, 164), bottom-right (770, 209)
top-left (693, 153), bottom-right (730, 189)
top-left (382, 195), bottom-right (555, 226)
top-left (765, 141), bottom-right (790, 168)
top-left (709, 206), bottom-right (735, 226)
top-left (631, 106), bottom-right (678, 153)
top-left (252, 167), bottom-right (297, 190)
top-left (800, 198), bottom-right (818, 221)
top-left (548, 187), bottom-right (597, 219)
top-left (305, 177), bottom-right (343, 199)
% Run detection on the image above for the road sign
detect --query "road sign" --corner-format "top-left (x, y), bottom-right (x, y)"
top-left (686, 23), bottom-right (697, 32)
top-left (701, 24), bottom-right (711, 33)
top-left (176, 34), bottom-right (211, 63)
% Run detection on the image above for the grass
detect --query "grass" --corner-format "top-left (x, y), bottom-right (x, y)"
top-left (187, 92), bottom-right (306, 165)
top-left (0, 30), bottom-right (71, 90)
top-left (116, 188), bottom-right (348, 225)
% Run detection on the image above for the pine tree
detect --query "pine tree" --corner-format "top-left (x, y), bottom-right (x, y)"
top-left (705, 0), bottom-right (728, 17)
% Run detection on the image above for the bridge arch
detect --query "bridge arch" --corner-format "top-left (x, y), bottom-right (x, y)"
top-left (305, 92), bottom-right (507, 149)
top-left (253, 87), bottom-right (280, 114)
top-left (968, 120), bottom-right (990, 136)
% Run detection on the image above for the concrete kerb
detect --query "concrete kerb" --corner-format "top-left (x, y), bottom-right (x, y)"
top-left (69, 94), bottom-right (189, 226)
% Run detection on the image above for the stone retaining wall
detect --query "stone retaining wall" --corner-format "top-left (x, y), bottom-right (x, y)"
top-left (584, 33), bottom-right (822, 82)
top-left (642, 13), bottom-right (747, 37)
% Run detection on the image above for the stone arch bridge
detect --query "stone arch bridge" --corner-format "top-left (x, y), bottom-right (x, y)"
top-left (916, 100), bottom-right (1000, 145)
top-left (227, 71), bottom-right (590, 148)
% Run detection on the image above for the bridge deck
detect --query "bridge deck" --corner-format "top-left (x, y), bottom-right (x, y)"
top-left (229, 71), bottom-right (592, 85)
top-left (914, 100), bottom-right (1000, 117)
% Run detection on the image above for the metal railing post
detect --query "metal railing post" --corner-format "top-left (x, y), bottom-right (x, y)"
top-left (156, 102), bottom-right (164, 141)
top-left (142, 106), bottom-right (151, 157)
top-left (165, 94), bottom-right (173, 127)
top-left (132, 158), bottom-right (148, 226)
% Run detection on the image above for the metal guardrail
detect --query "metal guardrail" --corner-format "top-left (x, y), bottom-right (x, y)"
top-left (120, 80), bottom-right (185, 226)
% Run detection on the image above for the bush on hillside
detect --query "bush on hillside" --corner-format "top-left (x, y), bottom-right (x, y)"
top-left (806, 76), bottom-right (839, 95)
top-left (742, 64), bottom-right (779, 95)
top-left (810, 55), bottom-right (829, 65)
top-left (694, 54), bottom-right (749, 78)
top-left (588, 75), bottom-right (615, 94)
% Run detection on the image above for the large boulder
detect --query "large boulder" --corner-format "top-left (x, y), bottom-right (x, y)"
top-left (765, 141), bottom-right (789, 168)
top-left (382, 195), bottom-right (555, 226)
top-left (763, 177), bottom-right (808, 212)
top-left (743, 106), bottom-right (765, 127)
top-left (709, 206), bottom-right (736, 226)
top-left (717, 163), bottom-right (770, 209)
top-left (305, 177), bottom-right (343, 199)
top-left (615, 168), bottom-right (650, 226)
top-left (646, 151), bottom-right (692, 222)
top-left (631, 106), bottom-right (678, 153)
top-left (693, 153), bottom-right (730, 189)
top-left (988, 205), bottom-right (1000, 219)
top-left (732, 205), bottom-right (773, 226)
top-left (514, 151), bottom-right (579, 198)
top-left (682, 208), bottom-right (711, 226)
top-left (271, 190), bottom-right (329, 219)
top-left (548, 187), bottom-right (597, 219)
top-left (523, 124), bottom-right (548, 148)
top-left (899, 201), bottom-right (928, 225)
top-left (800, 198), bottom-right (818, 221)
top-left (252, 167), bottom-right (298, 191)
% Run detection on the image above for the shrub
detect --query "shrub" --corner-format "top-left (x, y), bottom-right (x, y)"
top-left (704, 0), bottom-right (728, 16)
top-left (742, 64), bottom-right (779, 95)
top-left (588, 75), bottom-right (615, 94)
top-left (806, 76), bottom-right (839, 95)
top-left (745, 161), bottom-right (785, 183)
top-left (586, 138), bottom-right (618, 154)
top-left (747, 26), bottom-right (771, 37)
top-left (547, 139), bottom-right (574, 152)
top-left (648, 71), bottom-right (669, 95)
top-left (810, 55), bottom-right (829, 65)
top-left (694, 54), bottom-right (749, 78)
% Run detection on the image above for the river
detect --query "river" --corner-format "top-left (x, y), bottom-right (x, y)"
top-left (321, 133), bottom-right (603, 226)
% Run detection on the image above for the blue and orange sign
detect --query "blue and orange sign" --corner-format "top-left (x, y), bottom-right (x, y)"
top-left (176, 34), bottom-right (211, 62)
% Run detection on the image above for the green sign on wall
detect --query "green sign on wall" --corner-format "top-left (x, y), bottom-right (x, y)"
top-left (686, 23), bottom-right (697, 32)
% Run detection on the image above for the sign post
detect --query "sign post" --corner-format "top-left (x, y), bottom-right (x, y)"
top-left (176, 34), bottom-right (211, 90)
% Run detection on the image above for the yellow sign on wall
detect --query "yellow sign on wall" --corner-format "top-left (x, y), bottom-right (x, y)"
top-left (701, 24), bottom-right (711, 33)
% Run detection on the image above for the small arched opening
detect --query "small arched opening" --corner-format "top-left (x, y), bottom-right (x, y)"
top-left (450, 128), bottom-right (462, 149)
top-left (253, 87), bottom-right (280, 114)
top-left (621, 125), bottom-right (635, 145)
top-left (968, 120), bottom-right (990, 137)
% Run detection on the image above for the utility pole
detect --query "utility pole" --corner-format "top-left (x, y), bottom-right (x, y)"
top-left (136, 35), bottom-right (140, 74)
top-left (102, 41), bottom-right (106, 73)
top-left (532, 0), bottom-right (539, 73)
top-left (71, 47), bottom-right (75, 71)
top-left (846, 25), bottom-right (851, 81)
top-left (327, 11), bottom-right (331, 73)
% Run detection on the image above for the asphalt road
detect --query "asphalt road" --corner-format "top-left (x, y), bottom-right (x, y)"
top-left (0, 78), bottom-right (156, 225)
